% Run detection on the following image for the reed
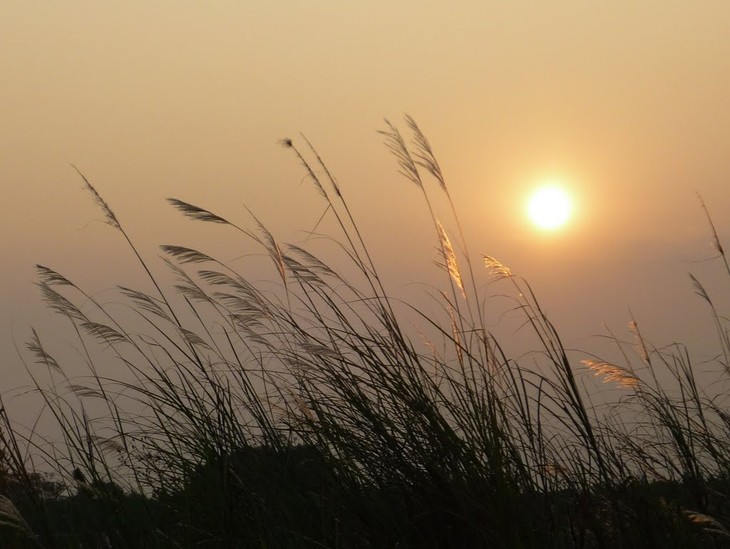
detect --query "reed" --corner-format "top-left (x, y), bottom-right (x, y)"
top-left (1, 119), bottom-right (729, 547)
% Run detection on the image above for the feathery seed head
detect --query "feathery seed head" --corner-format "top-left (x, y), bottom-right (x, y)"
top-left (72, 165), bottom-right (121, 230)
top-left (483, 255), bottom-right (512, 280)
top-left (582, 359), bottom-right (639, 388)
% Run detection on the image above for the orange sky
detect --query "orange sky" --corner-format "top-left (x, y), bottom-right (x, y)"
top-left (2, 2), bottom-right (730, 395)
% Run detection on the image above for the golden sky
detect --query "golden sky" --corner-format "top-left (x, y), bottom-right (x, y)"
top-left (2, 1), bottom-right (730, 392)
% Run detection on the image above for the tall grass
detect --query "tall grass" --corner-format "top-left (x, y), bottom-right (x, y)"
top-left (1, 118), bottom-right (730, 547)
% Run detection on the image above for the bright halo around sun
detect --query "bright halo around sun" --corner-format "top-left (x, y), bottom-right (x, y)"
top-left (527, 186), bottom-right (573, 230)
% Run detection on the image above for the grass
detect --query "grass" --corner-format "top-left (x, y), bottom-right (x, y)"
top-left (1, 116), bottom-right (730, 547)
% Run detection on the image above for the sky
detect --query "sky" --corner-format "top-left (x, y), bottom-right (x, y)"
top-left (2, 1), bottom-right (730, 403)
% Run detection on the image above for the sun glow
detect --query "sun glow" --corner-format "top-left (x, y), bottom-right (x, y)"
top-left (527, 186), bottom-right (573, 230)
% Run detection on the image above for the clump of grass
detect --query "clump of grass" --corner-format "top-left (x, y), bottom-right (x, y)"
top-left (0, 118), bottom-right (729, 547)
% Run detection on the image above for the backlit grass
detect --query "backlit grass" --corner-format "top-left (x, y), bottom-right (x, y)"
top-left (1, 118), bottom-right (730, 548)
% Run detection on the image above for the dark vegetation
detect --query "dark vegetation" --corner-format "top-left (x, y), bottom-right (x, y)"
top-left (2, 118), bottom-right (730, 547)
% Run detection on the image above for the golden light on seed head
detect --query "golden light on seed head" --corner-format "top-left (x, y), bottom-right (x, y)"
top-left (527, 184), bottom-right (573, 231)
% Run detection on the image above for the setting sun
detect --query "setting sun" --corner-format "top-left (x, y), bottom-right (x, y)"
top-left (527, 186), bottom-right (573, 230)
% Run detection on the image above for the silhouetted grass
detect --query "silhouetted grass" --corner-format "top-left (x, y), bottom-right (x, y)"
top-left (1, 117), bottom-right (730, 547)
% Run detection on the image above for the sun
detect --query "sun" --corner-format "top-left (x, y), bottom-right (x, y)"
top-left (527, 186), bottom-right (573, 230)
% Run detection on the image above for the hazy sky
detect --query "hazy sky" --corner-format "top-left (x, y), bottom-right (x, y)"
top-left (3, 2), bottom-right (730, 396)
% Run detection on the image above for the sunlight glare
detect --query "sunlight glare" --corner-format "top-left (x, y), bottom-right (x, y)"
top-left (527, 186), bottom-right (573, 230)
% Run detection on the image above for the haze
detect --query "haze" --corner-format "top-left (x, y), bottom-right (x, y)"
top-left (2, 2), bottom-right (730, 399)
